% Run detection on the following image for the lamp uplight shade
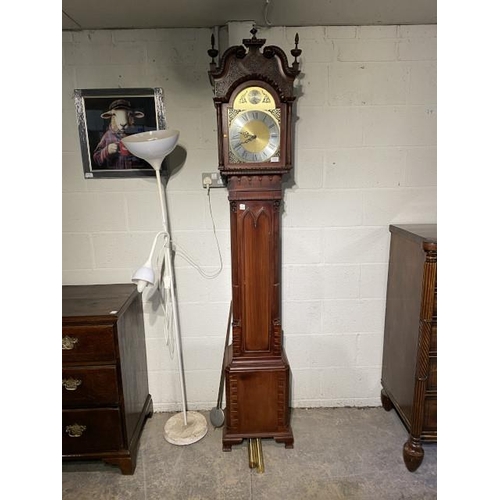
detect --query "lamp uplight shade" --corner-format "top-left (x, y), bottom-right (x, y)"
top-left (132, 260), bottom-right (155, 293)
top-left (121, 130), bottom-right (180, 171)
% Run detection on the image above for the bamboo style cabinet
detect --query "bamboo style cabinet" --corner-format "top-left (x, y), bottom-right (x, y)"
top-left (381, 224), bottom-right (437, 472)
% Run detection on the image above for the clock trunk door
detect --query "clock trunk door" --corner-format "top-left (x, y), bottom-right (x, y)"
top-left (239, 201), bottom-right (274, 354)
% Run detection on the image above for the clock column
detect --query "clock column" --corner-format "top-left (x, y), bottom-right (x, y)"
top-left (222, 174), bottom-right (293, 450)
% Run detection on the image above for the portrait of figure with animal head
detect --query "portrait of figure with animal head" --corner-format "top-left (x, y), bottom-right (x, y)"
top-left (74, 88), bottom-right (166, 178)
top-left (93, 99), bottom-right (146, 169)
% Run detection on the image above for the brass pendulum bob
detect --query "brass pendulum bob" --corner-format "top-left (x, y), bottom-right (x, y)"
top-left (248, 438), bottom-right (265, 473)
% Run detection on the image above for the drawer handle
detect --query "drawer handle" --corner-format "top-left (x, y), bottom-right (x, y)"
top-left (65, 423), bottom-right (87, 438)
top-left (62, 335), bottom-right (79, 350)
top-left (62, 378), bottom-right (82, 391)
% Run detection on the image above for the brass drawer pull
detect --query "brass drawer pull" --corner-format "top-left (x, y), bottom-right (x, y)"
top-left (62, 378), bottom-right (82, 391)
top-left (65, 423), bottom-right (87, 438)
top-left (62, 335), bottom-right (79, 350)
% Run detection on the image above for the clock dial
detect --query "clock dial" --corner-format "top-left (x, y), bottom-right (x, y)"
top-left (235, 86), bottom-right (275, 109)
top-left (229, 110), bottom-right (280, 163)
top-left (247, 89), bottom-right (262, 105)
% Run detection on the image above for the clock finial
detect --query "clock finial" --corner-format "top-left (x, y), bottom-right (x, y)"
top-left (291, 33), bottom-right (302, 73)
top-left (243, 27), bottom-right (266, 50)
top-left (207, 33), bottom-right (219, 69)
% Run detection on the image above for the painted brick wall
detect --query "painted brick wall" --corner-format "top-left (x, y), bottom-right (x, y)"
top-left (62, 24), bottom-right (436, 411)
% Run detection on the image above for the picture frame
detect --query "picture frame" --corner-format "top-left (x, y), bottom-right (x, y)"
top-left (73, 87), bottom-right (167, 178)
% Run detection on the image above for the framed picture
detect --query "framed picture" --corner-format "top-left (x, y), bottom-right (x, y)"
top-left (74, 87), bottom-right (167, 178)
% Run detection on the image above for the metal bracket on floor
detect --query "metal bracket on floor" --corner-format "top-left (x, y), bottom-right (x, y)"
top-left (248, 438), bottom-right (265, 473)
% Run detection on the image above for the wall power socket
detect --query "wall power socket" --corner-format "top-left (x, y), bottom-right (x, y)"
top-left (202, 172), bottom-right (224, 188)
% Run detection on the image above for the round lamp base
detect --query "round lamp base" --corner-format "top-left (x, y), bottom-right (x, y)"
top-left (163, 411), bottom-right (208, 446)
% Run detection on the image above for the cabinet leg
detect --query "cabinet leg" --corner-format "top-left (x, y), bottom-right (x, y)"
top-left (222, 436), bottom-right (244, 452)
top-left (103, 457), bottom-right (136, 475)
top-left (381, 389), bottom-right (394, 411)
top-left (274, 435), bottom-right (294, 449)
top-left (146, 398), bottom-right (154, 419)
top-left (403, 437), bottom-right (424, 472)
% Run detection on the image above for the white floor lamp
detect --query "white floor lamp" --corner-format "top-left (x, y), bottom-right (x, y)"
top-left (122, 130), bottom-right (208, 446)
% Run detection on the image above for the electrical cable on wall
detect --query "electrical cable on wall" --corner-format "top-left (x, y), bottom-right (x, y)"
top-left (173, 186), bottom-right (223, 280)
top-left (158, 185), bottom-right (224, 359)
top-left (253, 0), bottom-right (273, 31)
top-left (264, 0), bottom-right (273, 27)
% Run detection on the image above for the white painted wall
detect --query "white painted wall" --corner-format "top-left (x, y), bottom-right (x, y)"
top-left (62, 24), bottom-right (436, 411)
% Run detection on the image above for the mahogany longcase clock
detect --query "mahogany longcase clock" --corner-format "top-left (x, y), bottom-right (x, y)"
top-left (208, 28), bottom-right (301, 451)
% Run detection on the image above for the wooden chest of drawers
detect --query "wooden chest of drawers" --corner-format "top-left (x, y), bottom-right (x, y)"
top-left (62, 284), bottom-right (153, 474)
top-left (381, 224), bottom-right (437, 472)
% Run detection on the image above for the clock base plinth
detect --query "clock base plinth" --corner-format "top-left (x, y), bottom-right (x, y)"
top-left (222, 347), bottom-right (294, 452)
top-left (222, 429), bottom-right (294, 452)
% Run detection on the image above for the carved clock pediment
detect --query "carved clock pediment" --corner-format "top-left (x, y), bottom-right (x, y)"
top-left (209, 29), bottom-right (301, 101)
top-left (208, 28), bottom-right (301, 175)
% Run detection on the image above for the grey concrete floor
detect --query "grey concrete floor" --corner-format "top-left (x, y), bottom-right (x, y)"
top-left (62, 407), bottom-right (437, 499)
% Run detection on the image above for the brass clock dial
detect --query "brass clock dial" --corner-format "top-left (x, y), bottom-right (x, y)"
top-left (229, 110), bottom-right (280, 163)
top-left (235, 86), bottom-right (274, 109)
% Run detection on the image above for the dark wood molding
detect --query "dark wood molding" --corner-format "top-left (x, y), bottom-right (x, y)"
top-left (381, 225), bottom-right (437, 472)
top-left (62, 284), bottom-right (152, 474)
